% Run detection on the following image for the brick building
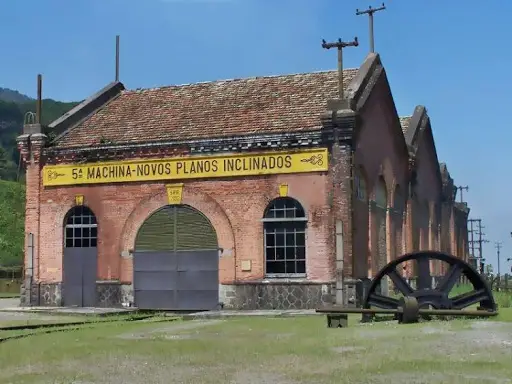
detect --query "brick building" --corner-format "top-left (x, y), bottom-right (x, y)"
top-left (17, 53), bottom-right (469, 310)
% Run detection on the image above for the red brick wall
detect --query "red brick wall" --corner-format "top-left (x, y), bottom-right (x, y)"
top-left (352, 73), bottom-right (409, 278)
top-left (33, 169), bottom-right (333, 285)
top-left (19, 136), bottom-right (45, 281)
top-left (407, 127), bottom-right (444, 276)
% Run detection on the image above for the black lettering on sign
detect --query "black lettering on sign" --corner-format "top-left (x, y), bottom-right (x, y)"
top-left (234, 158), bottom-right (242, 171)
top-left (149, 163), bottom-right (167, 175)
top-left (224, 159), bottom-right (233, 172)
top-left (87, 168), bottom-right (96, 179)
top-left (176, 162), bottom-right (184, 174)
top-left (72, 168), bottom-right (83, 180)
top-left (223, 156), bottom-right (293, 173)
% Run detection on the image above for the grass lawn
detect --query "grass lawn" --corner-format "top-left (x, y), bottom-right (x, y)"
top-left (0, 316), bottom-right (88, 329)
top-left (0, 292), bottom-right (20, 298)
top-left (0, 313), bottom-right (511, 384)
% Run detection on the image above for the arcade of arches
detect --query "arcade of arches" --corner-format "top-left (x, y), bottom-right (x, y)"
top-left (353, 165), bottom-right (467, 287)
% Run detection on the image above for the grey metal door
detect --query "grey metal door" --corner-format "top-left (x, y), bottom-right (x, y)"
top-left (63, 247), bottom-right (97, 307)
top-left (63, 205), bottom-right (98, 307)
top-left (134, 205), bottom-right (219, 310)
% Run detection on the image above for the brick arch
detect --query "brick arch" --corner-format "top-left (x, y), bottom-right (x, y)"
top-left (392, 184), bottom-right (405, 260)
top-left (371, 175), bottom-right (388, 208)
top-left (53, 197), bottom-right (105, 249)
top-left (261, 195), bottom-right (309, 218)
top-left (381, 157), bottom-right (395, 198)
top-left (353, 163), bottom-right (370, 201)
top-left (119, 188), bottom-right (235, 254)
top-left (392, 184), bottom-right (405, 212)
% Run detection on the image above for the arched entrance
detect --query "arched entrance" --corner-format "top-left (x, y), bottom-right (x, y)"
top-left (133, 205), bottom-right (219, 310)
top-left (62, 206), bottom-right (98, 307)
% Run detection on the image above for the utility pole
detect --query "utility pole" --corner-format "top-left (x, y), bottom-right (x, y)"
top-left (456, 185), bottom-right (469, 203)
top-left (468, 219), bottom-right (476, 268)
top-left (321, 37), bottom-right (359, 99)
top-left (476, 219), bottom-right (489, 260)
top-left (356, 3), bottom-right (386, 53)
top-left (468, 218), bottom-right (489, 271)
top-left (495, 241), bottom-right (502, 290)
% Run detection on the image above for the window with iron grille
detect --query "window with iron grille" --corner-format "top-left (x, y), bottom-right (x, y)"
top-left (354, 172), bottom-right (367, 201)
top-left (263, 197), bottom-right (307, 276)
top-left (64, 206), bottom-right (98, 248)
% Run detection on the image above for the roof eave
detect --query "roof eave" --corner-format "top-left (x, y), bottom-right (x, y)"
top-left (50, 81), bottom-right (126, 143)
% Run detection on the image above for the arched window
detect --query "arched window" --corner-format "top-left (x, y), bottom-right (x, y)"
top-left (374, 178), bottom-right (387, 209)
top-left (64, 206), bottom-right (98, 248)
top-left (354, 169), bottom-right (367, 201)
top-left (263, 197), bottom-right (307, 276)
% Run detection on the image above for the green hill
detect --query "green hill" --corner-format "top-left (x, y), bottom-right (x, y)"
top-left (0, 180), bottom-right (25, 267)
top-left (0, 88), bottom-right (78, 267)
top-left (0, 95), bottom-right (79, 182)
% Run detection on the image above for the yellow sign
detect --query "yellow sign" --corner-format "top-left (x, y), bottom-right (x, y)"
top-left (42, 148), bottom-right (328, 187)
top-left (166, 184), bottom-right (184, 205)
top-left (279, 184), bottom-right (289, 197)
top-left (75, 195), bottom-right (84, 206)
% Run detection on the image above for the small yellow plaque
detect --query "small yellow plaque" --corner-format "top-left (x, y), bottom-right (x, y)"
top-left (166, 183), bottom-right (184, 205)
top-left (46, 267), bottom-right (58, 273)
top-left (75, 195), bottom-right (84, 206)
top-left (279, 183), bottom-right (289, 197)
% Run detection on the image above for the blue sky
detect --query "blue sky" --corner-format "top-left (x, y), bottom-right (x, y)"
top-left (1, 0), bottom-right (510, 273)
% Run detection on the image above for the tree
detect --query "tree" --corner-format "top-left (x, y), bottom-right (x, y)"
top-left (0, 145), bottom-right (17, 181)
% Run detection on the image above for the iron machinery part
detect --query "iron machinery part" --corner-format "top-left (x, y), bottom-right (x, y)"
top-left (397, 296), bottom-right (419, 324)
top-left (316, 306), bottom-right (498, 317)
top-left (363, 251), bottom-right (497, 317)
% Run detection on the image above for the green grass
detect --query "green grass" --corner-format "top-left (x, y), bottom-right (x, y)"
top-left (0, 180), bottom-right (25, 267)
top-left (0, 316), bottom-right (511, 384)
top-left (0, 292), bottom-right (19, 298)
top-left (0, 316), bottom-right (88, 329)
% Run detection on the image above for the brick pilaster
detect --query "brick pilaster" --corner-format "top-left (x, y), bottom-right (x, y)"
top-left (17, 131), bottom-right (47, 283)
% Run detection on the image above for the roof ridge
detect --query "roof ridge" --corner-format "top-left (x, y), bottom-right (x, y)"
top-left (125, 68), bottom-right (359, 93)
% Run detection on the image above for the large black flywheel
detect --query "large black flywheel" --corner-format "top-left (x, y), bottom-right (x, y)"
top-left (363, 251), bottom-right (496, 313)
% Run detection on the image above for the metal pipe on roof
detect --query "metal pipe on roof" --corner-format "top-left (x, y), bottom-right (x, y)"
top-left (36, 74), bottom-right (42, 124)
top-left (115, 35), bottom-right (120, 82)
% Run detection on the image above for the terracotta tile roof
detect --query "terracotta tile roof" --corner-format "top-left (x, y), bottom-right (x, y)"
top-left (55, 69), bottom-right (359, 148)
top-left (399, 116), bottom-right (412, 135)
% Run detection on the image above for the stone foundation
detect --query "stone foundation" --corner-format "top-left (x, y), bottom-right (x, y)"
top-left (121, 284), bottom-right (134, 307)
top-left (19, 281), bottom-right (133, 308)
top-left (96, 281), bottom-right (122, 308)
top-left (219, 281), bottom-right (335, 310)
top-left (35, 283), bottom-right (62, 306)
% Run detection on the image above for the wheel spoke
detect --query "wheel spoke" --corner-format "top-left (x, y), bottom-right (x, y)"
top-left (451, 288), bottom-right (488, 309)
top-left (367, 293), bottom-right (400, 309)
top-left (436, 263), bottom-right (463, 294)
top-left (387, 269), bottom-right (414, 295)
top-left (416, 255), bottom-right (432, 290)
